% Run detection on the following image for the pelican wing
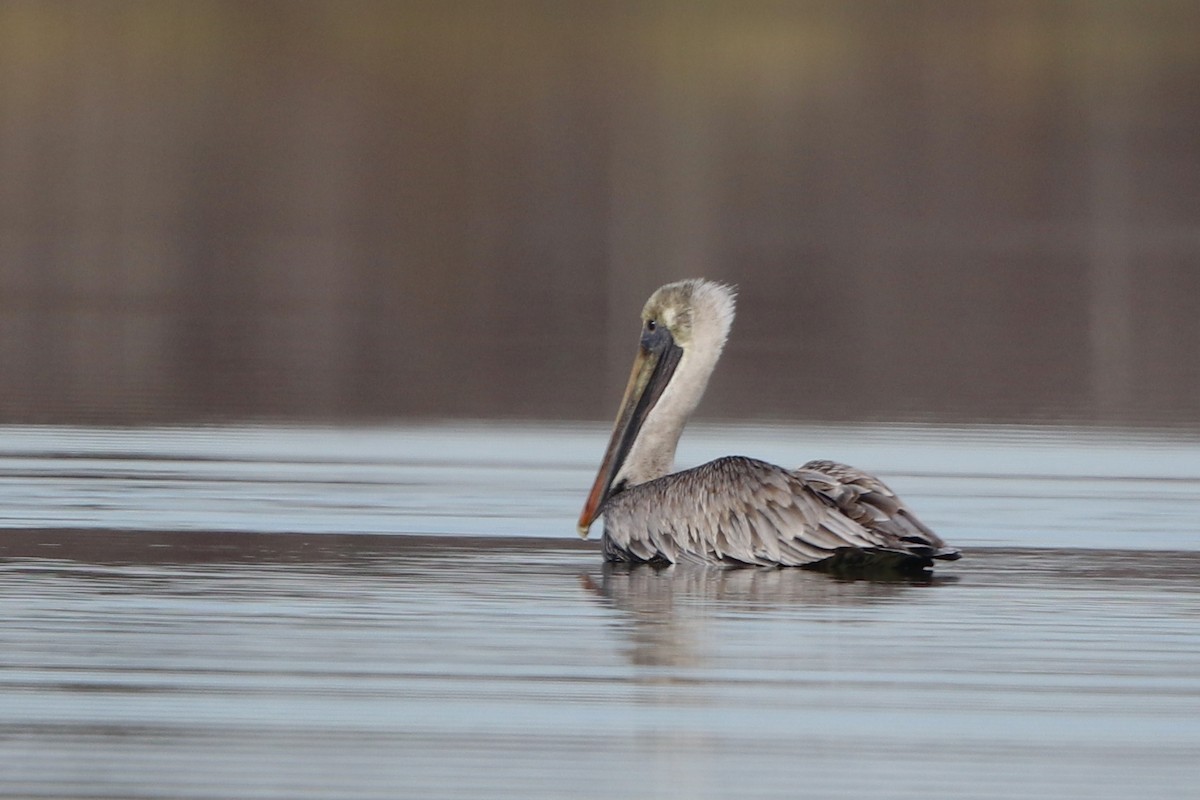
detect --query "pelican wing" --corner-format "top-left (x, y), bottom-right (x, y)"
top-left (798, 459), bottom-right (956, 559)
top-left (601, 456), bottom-right (954, 567)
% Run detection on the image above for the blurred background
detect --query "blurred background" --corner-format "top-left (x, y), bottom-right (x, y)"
top-left (1, 0), bottom-right (1198, 427)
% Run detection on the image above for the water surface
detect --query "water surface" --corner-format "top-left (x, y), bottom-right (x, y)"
top-left (1, 423), bottom-right (1198, 799)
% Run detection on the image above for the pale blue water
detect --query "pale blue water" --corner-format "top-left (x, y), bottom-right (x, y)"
top-left (2, 422), bottom-right (1199, 548)
top-left (1, 423), bottom-right (1198, 799)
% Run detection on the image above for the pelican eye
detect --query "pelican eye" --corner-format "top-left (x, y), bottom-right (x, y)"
top-left (645, 319), bottom-right (656, 331)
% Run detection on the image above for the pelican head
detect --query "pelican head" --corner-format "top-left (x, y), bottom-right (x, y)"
top-left (578, 278), bottom-right (737, 537)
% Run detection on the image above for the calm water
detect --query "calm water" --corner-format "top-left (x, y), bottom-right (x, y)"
top-left (1, 423), bottom-right (1199, 799)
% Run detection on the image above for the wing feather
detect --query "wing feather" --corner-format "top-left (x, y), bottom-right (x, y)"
top-left (601, 455), bottom-right (958, 567)
top-left (800, 459), bottom-right (957, 558)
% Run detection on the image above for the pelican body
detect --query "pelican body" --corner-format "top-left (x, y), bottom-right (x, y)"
top-left (578, 279), bottom-right (959, 570)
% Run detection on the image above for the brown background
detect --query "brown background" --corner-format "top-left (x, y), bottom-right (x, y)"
top-left (2, 1), bottom-right (1197, 425)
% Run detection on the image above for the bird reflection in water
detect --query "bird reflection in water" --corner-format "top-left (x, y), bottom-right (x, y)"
top-left (580, 562), bottom-right (957, 669)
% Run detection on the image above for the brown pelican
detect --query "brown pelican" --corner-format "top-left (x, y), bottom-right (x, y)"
top-left (578, 278), bottom-right (960, 571)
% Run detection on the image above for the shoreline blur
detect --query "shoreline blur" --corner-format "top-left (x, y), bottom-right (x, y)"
top-left (2, 2), bottom-right (1198, 427)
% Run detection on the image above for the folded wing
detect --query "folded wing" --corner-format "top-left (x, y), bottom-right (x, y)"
top-left (601, 456), bottom-right (958, 567)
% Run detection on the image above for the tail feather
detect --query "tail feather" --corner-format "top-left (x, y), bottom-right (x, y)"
top-left (805, 546), bottom-right (941, 579)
